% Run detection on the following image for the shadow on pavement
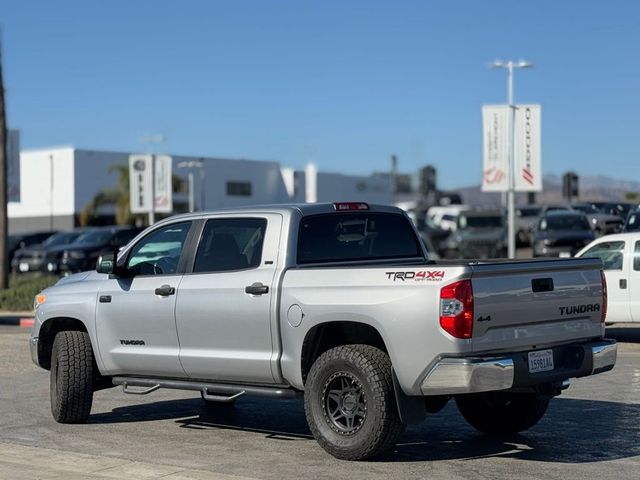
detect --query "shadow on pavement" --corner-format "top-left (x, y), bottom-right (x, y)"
top-left (89, 394), bottom-right (640, 463)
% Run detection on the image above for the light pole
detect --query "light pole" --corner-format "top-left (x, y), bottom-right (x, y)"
top-left (177, 159), bottom-right (205, 212)
top-left (490, 60), bottom-right (534, 259)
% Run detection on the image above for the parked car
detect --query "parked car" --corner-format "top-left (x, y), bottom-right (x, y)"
top-left (11, 230), bottom-right (84, 273)
top-left (575, 232), bottom-right (640, 324)
top-left (623, 209), bottom-right (640, 232)
top-left (60, 226), bottom-right (144, 274)
top-left (570, 203), bottom-right (623, 236)
top-left (8, 231), bottom-right (56, 266)
top-left (443, 210), bottom-right (507, 259)
top-left (30, 202), bottom-right (615, 460)
top-left (515, 206), bottom-right (541, 247)
top-left (532, 211), bottom-right (594, 257)
top-left (591, 202), bottom-right (635, 219)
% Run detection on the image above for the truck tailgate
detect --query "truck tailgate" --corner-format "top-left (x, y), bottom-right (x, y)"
top-left (470, 258), bottom-right (604, 353)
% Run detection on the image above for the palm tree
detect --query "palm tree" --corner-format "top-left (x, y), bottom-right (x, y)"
top-left (80, 163), bottom-right (188, 226)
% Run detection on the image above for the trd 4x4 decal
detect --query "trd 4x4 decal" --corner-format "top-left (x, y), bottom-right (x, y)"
top-left (385, 271), bottom-right (445, 282)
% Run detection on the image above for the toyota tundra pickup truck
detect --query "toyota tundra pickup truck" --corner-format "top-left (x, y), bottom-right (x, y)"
top-left (30, 202), bottom-right (617, 460)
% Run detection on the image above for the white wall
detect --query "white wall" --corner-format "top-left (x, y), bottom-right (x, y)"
top-left (315, 172), bottom-right (392, 204)
top-left (177, 156), bottom-right (291, 210)
top-left (8, 147), bottom-right (75, 218)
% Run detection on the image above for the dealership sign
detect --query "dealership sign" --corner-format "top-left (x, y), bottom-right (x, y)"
top-left (129, 154), bottom-right (173, 214)
top-left (482, 104), bottom-right (542, 192)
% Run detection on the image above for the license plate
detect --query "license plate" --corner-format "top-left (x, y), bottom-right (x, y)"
top-left (528, 349), bottom-right (554, 373)
top-left (19, 262), bottom-right (29, 272)
top-left (559, 252), bottom-right (571, 258)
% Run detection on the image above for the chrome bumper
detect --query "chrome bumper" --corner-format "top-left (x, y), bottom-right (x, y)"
top-left (591, 341), bottom-right (617, 374)
top-left (420, 339), bottom-right (617, 396)
top-left (421, 357), bottom-right (514, 395)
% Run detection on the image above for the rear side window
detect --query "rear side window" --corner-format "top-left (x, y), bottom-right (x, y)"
top-left (297, 213), bottom-right (422, 264)
top-left (193, 218), bottom-right (267, 273)
top-left (580, 241), bottom-right (625, 270)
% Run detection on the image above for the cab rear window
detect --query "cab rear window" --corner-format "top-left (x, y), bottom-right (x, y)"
top-left (297, 213), bottom-right (422, 264)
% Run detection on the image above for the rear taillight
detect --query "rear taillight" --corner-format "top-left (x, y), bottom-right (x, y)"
top-left (600, 270), bottom-right (607, 324)
top-left (440, 279), bottom-right (474, 339)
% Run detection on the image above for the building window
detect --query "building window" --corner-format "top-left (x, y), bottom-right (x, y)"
top-left (226, 181), bottom-right (252, 197)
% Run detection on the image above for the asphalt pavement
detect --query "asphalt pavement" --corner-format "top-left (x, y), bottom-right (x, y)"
top-left (0, 326), bottom-right (638, 479)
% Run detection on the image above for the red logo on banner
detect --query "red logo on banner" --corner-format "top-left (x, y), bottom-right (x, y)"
top-left (483, 167), bottom-right (505, 184)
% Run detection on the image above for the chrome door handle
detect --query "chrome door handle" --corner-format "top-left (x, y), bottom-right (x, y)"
top-left (620, 279), bottom-right (627, 289)
top-left (245, 283), bottom-right (269, 295)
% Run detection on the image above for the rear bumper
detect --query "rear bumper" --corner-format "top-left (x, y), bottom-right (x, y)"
top-left (420, 339), bottom-right (617, 395)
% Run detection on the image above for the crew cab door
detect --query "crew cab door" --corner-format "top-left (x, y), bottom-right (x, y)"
top-left (579, 239), bottom-right (630, 323)
top-left (95, 221), bottom-right (194, 376)
top-left (175, 214), bottom-right (282, 384)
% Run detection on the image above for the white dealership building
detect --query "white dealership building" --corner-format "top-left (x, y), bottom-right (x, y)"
top-left (8, 146), bottom-right (392, 233)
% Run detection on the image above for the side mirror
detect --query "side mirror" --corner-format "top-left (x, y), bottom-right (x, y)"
top-left (96, 252), bottom-right (116, 275)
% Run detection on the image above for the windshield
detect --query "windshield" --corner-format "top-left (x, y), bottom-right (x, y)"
top-left (459, 215), bottom-right (503, 229)
top-left (517, 207), bottom-right (541, 217)
top-left (42, 232), bottom-right (81, 247)
top-left (298, 213), bottom-right (422, 264)
top-left (73, 230), bottom-right (113, 245)
top-left (572, 205), bottom-right (599, 214)
top-left (540, 215), bottom-right (591, 231)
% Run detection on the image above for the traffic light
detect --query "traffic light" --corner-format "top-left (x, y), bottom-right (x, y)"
top-left (419, 165), bottom-right (437, 196)
top-left (562, 172), bottom-right (579, 200)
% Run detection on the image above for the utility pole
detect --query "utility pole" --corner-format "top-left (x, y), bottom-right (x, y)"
top-left (0, 39), bottom-right (8, 289)
top-left (177, 159), bottom-right (205, 212)
top-left (490, 60), bottom-right (534, 259)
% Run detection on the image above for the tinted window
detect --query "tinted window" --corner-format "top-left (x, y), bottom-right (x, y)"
top-left (112, 228), bottom-right (141, 247)
top-left (42, 232), bottom-right (81, 247)
top-left (194, 218), bottom-right (266, 273)
top-left (126, 222), bottom-right (190, 276)
top-left (540, 215), bottom-right (590, 231)
top-left (226, 181), bottom-right (252, 196)
top-left (580, 241), bottom-right (625, 270)
top-left (517, 207), bottom-right (541, 217)
top-left (74, 230), bottom-right (113, 245)
top-left (459, 215), bottom-right (503, 229)
top-left (626, 213), bottom-right (640, 232)
top-left (298, 213), bottom-right (422, 264)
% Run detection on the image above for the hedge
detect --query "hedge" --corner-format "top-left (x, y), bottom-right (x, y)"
top-left (0, 274), bottom-right (59, 312)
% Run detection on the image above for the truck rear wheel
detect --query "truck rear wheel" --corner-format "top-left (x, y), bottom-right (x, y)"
top-left (304, 345), bottom-right (404, 460)
top-left (50, 331), bottom-right (95, 423)
top-left (456, 392), bottom-right (549, 435)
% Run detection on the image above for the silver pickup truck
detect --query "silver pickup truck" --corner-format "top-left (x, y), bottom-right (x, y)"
top-left (30, 202), bottom-right (617, 460)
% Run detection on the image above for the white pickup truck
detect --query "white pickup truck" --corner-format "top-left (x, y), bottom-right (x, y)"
top-left (30, 202), bottom-right (616, 460)
top-left (576, 232), bottom-right (640, 323)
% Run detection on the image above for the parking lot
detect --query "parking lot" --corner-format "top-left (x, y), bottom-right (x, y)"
top-left (0, 325), bottom-right (637, 480)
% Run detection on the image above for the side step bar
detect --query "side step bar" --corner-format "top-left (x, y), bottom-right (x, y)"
top-left (112, 377), bottom-right (298, 402)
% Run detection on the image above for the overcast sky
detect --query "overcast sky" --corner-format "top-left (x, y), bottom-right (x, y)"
top-left (2, 1), bottom-right (639, 188)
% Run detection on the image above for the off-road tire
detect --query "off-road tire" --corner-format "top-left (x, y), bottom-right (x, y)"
top-left (50, 331), bottom-right (95, 423)
top-left (304, 344), bottom-right (404, 460)
top-left (456, 392), bottom-right (549, 435)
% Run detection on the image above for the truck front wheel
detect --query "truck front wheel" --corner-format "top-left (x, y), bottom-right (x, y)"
top-left (50, 331), bottom-right (95, 423)
top-left (304, 344), bottom-right (404, 460)
top-left (456, 392), bottom-right (549, 435)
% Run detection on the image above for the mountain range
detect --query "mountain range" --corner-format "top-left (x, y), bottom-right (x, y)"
top-left (455, 174), bottom-right (640, 207)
